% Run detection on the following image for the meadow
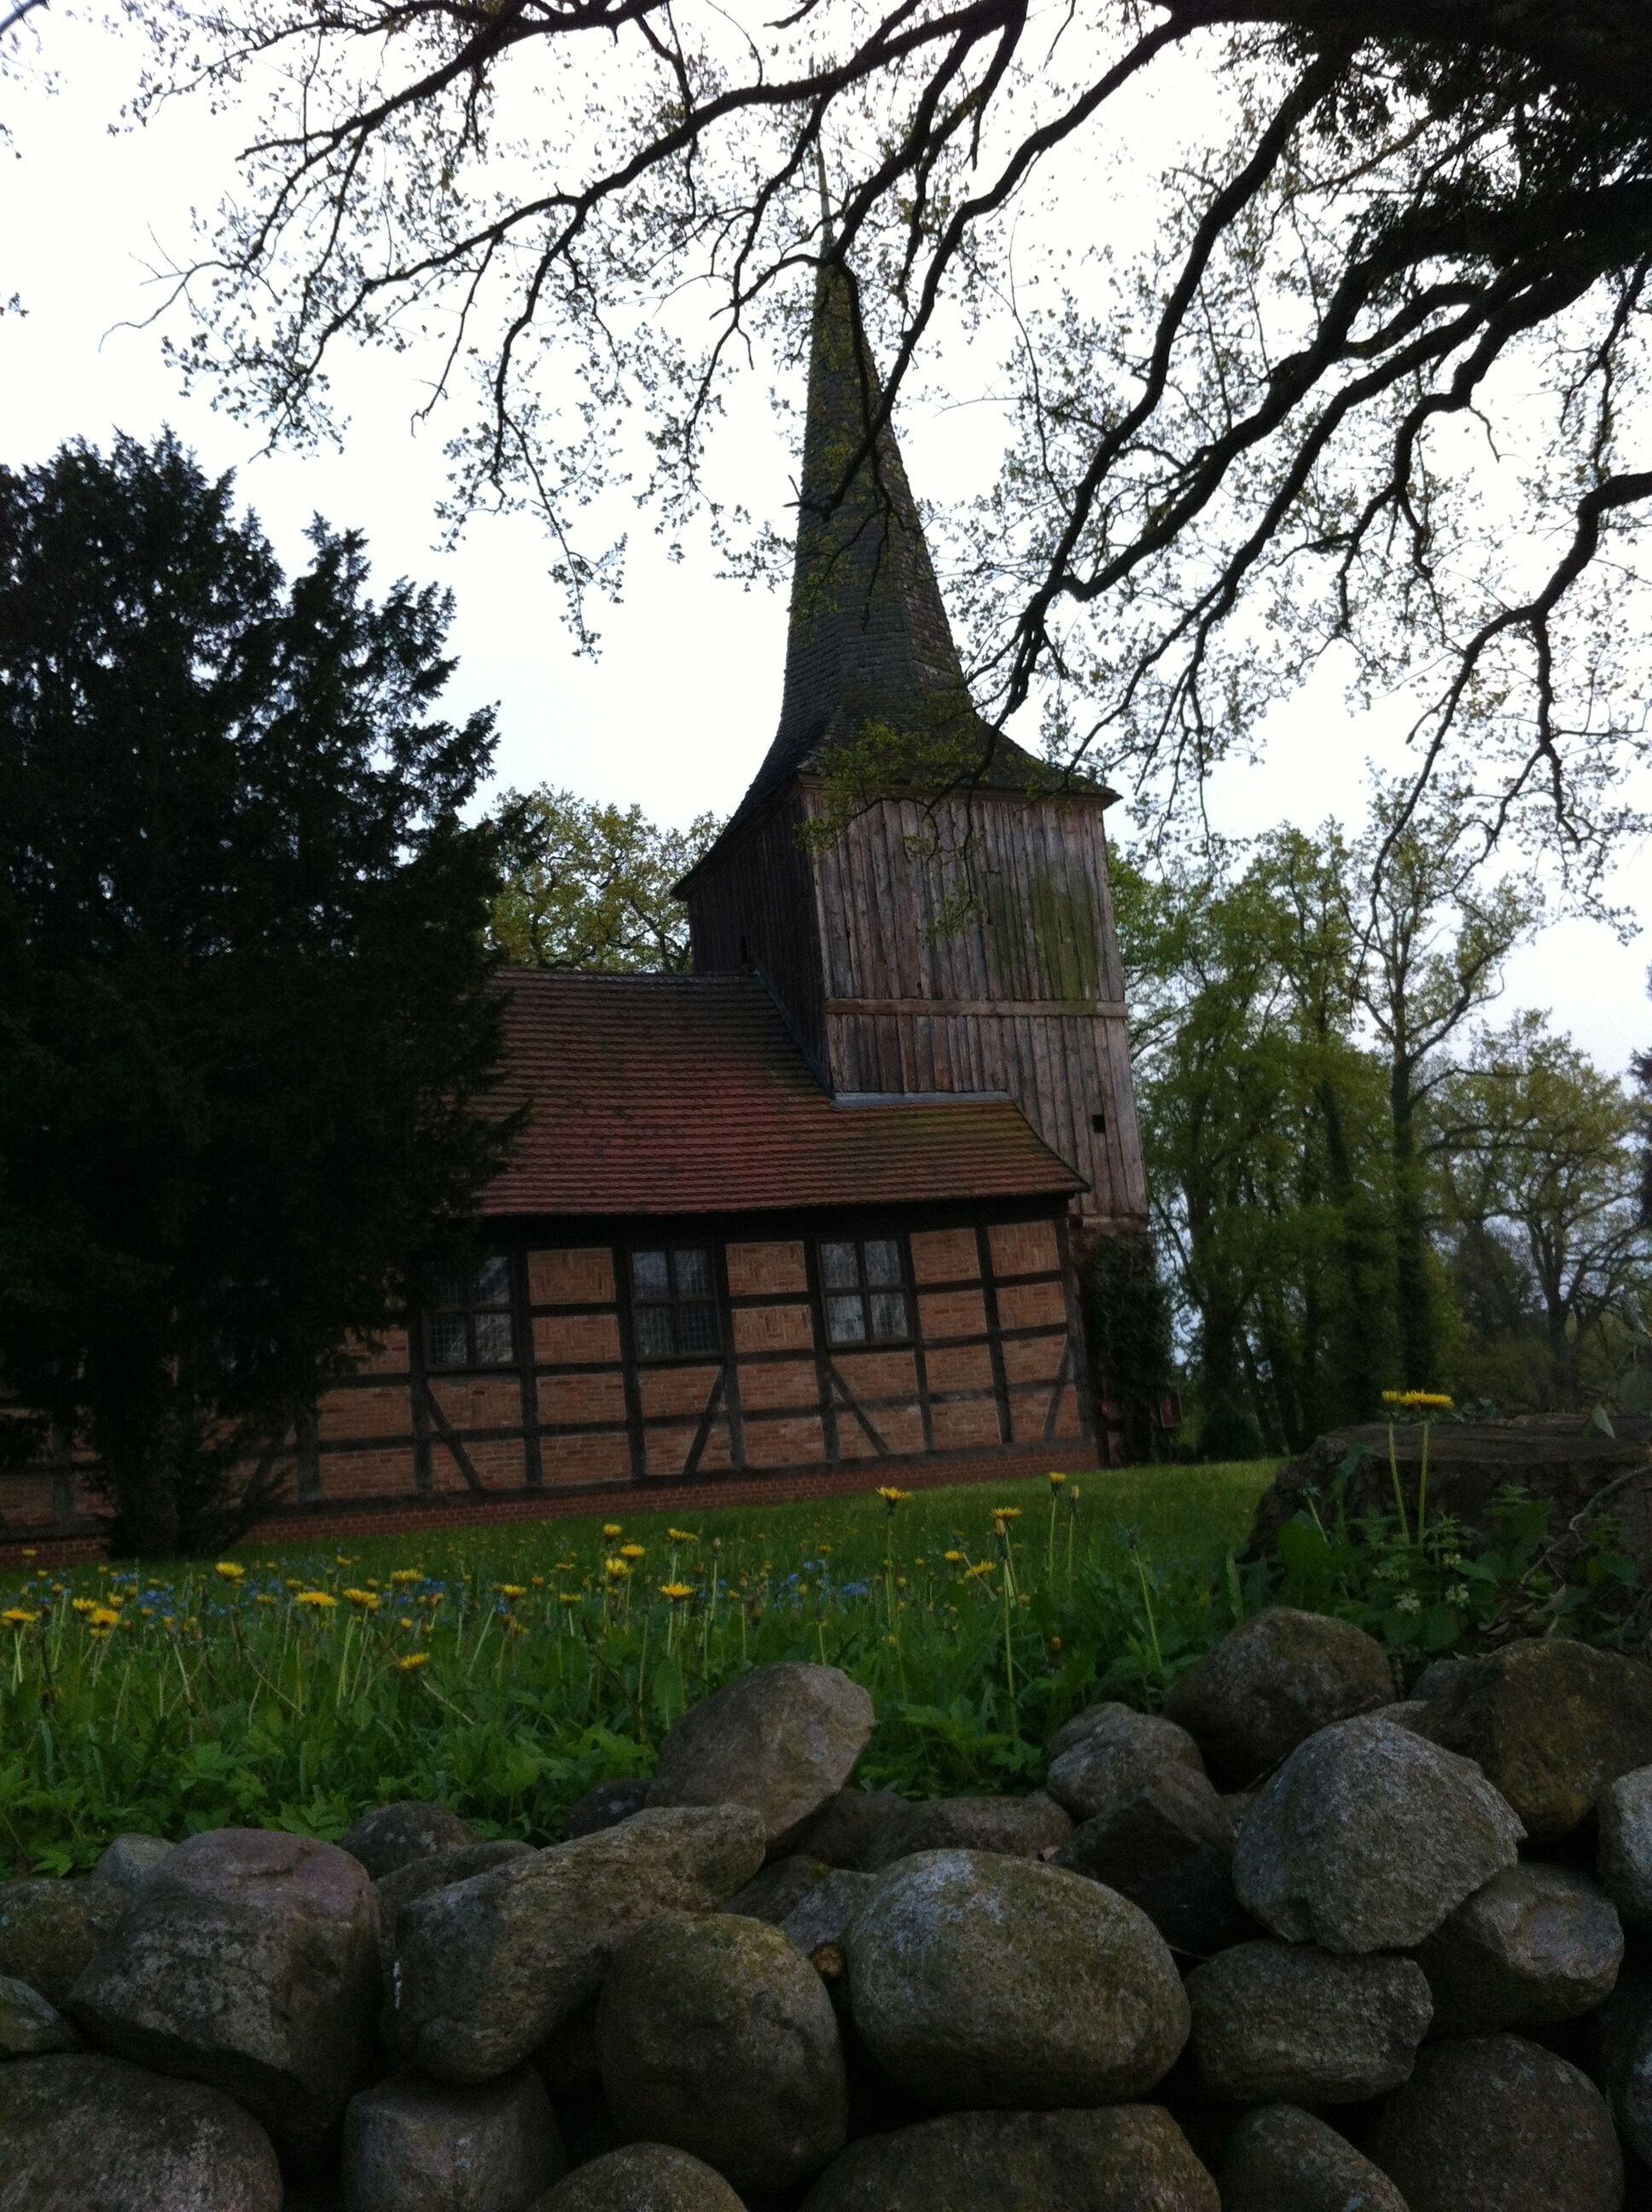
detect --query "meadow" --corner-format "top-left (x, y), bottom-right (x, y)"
top-left (1, 1464), bottom-right (1276, 1871)
top-left (9, 1447), bottom-right (1635, 1875)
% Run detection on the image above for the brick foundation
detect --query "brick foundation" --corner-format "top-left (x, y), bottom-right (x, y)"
top-left (0, 1442), bottom-right (1086, 1569)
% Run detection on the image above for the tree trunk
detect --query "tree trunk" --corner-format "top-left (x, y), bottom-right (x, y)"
top-left (1391, 1067), bottom-right (1440, 1388)
top-left (1317, 1076), bottom-right (1386, 1422)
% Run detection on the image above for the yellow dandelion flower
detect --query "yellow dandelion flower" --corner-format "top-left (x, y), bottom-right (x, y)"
top-left (497, 1583), bottom-right (527, 1600)
top-left (71, 1597), bottom-right (96, 1615)
top-left (255, 1594), bottom-right (277, 1608)
top-left (666, 1528), bottom-right (699, 1545)
top-left (875, 1485), bottom-right (910, 1509)
top-left (554, 1559), bottom-right (576, 1573)
top-left (214, 1561), bottom-right (246, 1582)
top-left (531, 1575), bottom-right (545, 1588)
top-left (285, 1578), bottom-right (304, 1592)
top-left (659, 1582), bottom-right (695, 1604)
top-left (397, 1652), bottom-right (430, 1673)
top-left (990, 1506), bottom-right (1021, 1522)
top-left (559, 1592), bottom-right (581, 1609)
top-left (90, 1605), bottom-right (122, 1628)
top-left (1382, 1389), bottom-right (1455, 1412)
top-left (964, 1561), bottom-right (995, 1580)
top-left (604, 1557), bottom-right (631, 1583)
top-left (343, 1587), bottom-right (380, 1610)
top-left (1047, 1470), bottom-right (1067, 1491)
top-left (296, 1590), bottom-right (338, 1610)
top-left (944, 1550), bottom-right (964, 1564)
top-left (620, 1543), bottom-right (647, 1562)
top-left (602, 1524), bottom-right (622, 1540)
top-left (390, 1569), bottom-right (422, 1586)
top-left (3, 1607), bottom-right (40, 1627)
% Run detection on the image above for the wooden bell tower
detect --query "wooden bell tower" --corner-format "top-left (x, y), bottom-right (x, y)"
top-left (678, 256), bottom-right (1149, 1237)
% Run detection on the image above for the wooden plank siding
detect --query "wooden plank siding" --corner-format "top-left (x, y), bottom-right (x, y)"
top-left (803, 786), bottom-right (1149, 1227)
top-left (0, 1205), bottom-right (1091, 1541)
top-left (682, 791), bottom-right (829, 1078)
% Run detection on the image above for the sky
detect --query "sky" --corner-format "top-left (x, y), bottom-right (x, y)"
top-left (4, 13), bottom-right (1649, 1073)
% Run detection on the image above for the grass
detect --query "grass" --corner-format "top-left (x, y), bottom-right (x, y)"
top-left (0, 1461), bottom-right (1277, 1873)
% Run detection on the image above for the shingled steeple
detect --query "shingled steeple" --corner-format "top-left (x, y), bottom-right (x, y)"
top-left (716, 256), bottom-right (1039, 841)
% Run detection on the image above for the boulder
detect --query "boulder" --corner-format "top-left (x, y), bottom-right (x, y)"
top-left (1598, 1765), bottom-right (1652, 1930)
top-left (341, 2069), bottom-right (565, 2212)
top-left (93, 1834), bottom-right (174, 1895)
top-left (529, 2145), bottom-right (745, 2211)
top-left (375, 1840), bottom-right (534, 1974)
top-left (67, 1827), bottom-right (381, 2164)
top-left (781, 1869), bottom-right (875, 1959)
top-left (1045, 1710), bottom-right (1205, 1823)
top-left (0, 1974), bottom-right (79, 2058)
top-left (726, 1855), bottom-right (832, 1924)
top-left (1365, 2034), bottom-right (1625, 2212)
top-left (1597, 1972), bottom-right (1652, 2169)
top-left (0, 1877), bottom-right (125, 2007)
top-left (785, 1788), bottom-right (905, 1869)
top-left (1184, 1940), bottom-right (1431, 2104)
top-left (597, 1912), bottom-right (848, 2195)
top-left (1164, 1609), bottom-right (1393, 1784)
top-left (1414, 1865), bottom-right (1622, 2033)
top-left (1049, 1700), bottom-right (1201, 1765)
top-left (844, 1849), bottom-right (1188, 2110)
top-left (646, 1662), bottom-right (875, 1847)
top-left (340, 1800), bottom-right (480, 1879)
top-left (861, 1792), bottom-right (1073, 1871)
top-left (795, 2106), bottom-right (1219, 2212)
top-left (1054, 1764), bottom-right (1251, 1956)
top-left (1234, 1715), bottom-right (1523, 1952)
top-left (1411, 1638), bottom-right (1652, 1838)
top-left (563, 1778), bottom-right (649, 1841)
top-left (389, 1804), bottom-right (765, 2083)
top-left (0, 2051), bottom-right (282, 2211)
top-left (1219, 2105), bottom-right (1409, 2212)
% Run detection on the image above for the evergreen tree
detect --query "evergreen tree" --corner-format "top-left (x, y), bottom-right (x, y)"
top-left (0, 433), bottom-right (511, 1556)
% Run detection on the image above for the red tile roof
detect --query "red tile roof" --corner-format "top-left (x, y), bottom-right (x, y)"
top-left (482, 970), bottom-right (1085, 1217)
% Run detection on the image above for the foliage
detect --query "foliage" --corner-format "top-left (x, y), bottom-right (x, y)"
top-left (0, 434), bottom-right (511, 1558)
top-left (1440, 1015), bottom-right (1650, 1408)
top-left (489, 786), bottom-right (723, 973)
top-left (1264, 1465), bottom-right (1649, 1669)
top-left (1115, 818), bottom-right (1645, 1449)
top-left (1079, 1231), bottom-right (1173, 1460)
top-left (100, 0), bottom-right (1652, 868)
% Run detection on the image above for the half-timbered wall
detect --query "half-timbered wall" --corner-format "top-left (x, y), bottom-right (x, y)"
top-left (0, 1204), bottom-right (1090, 1543)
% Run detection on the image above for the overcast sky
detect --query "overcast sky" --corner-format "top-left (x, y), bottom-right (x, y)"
top-left (5, 14), bottom-right (1649, 1073)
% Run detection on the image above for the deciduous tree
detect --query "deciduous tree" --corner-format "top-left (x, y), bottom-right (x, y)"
top-left (489, 786), bottom-right (721, 972)
top-left (79, 0), bottom-right (1652, 866)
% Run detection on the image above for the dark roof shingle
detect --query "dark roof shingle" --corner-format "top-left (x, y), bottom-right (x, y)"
top-left (482, 969), bottom-right (1084, 1217)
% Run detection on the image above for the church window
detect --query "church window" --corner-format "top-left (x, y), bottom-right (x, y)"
top-left (819, 1236), bottom-right (910, 1347)
top-left (424, 1254), bottom-right (516, 1370)
top-left (631, 1248), bottom-right (721, 1359)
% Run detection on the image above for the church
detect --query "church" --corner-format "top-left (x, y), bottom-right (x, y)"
top-left (2, 263), bottom-right (1148, 1553)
